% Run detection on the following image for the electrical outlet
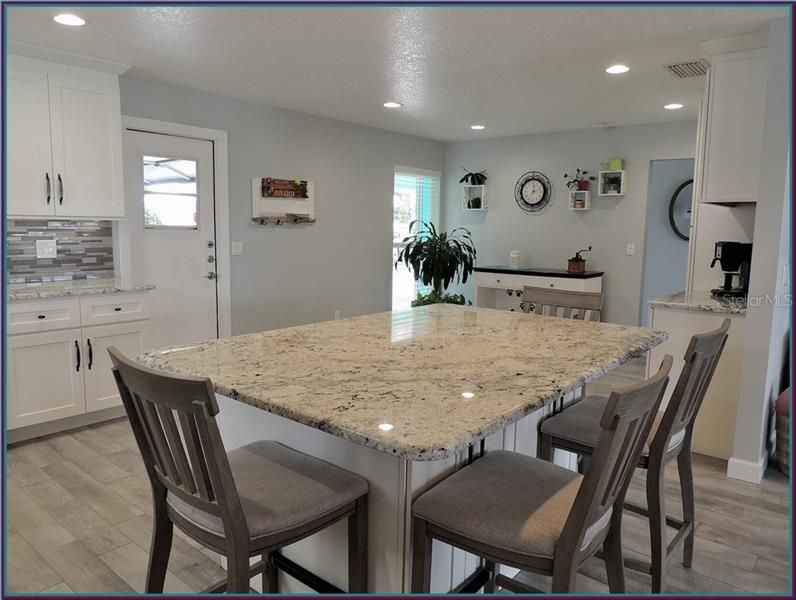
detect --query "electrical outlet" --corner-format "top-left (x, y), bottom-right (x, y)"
top-left (626, 243), bottom-right (636, 256)
top-left (36, 239), bottom-right (57, 259)
top-left (231, 241), bottom-right (244, 256)
top-left (334, 310), bottom-right (341, 320)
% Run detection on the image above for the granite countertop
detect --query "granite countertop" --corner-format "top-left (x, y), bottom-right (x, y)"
top-left (649, 290), bottom-right (747, 315)
top-left (475, 266), bottom-right (604, 279)
top-left (139, 304), bottom-right (666, 461)
top-left (8, 279), bottom-right (155, 302)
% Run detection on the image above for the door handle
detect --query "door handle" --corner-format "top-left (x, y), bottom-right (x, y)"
top-left (75, 340), bottom-right (81, 372)
top-left (205, 272), bottom-right (217, 280)
top-left (58, 174), bottom-right (64, 205)
top-left (45, 173), bottom-right (51, 205)
top-left (87, 338), bottom-right (93, 370)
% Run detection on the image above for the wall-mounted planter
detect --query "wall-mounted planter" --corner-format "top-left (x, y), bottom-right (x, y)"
top-left (598, 170), bottom-right (626, 196)
top-left (463, 185), bottom-right (487, 211)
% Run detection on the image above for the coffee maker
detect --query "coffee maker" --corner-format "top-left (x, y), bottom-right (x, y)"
top-left (709, 241), bottom-right (753, 298)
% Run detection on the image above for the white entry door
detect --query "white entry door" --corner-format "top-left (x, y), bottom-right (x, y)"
top-left (123, 129), bottom-right (218, 350)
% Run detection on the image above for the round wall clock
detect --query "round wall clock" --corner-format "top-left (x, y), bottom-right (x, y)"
top-left (515, 171), bottom-right (553, 214)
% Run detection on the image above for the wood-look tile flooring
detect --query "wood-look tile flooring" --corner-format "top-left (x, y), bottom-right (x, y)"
top-left (6, 360), bottom-right (791, 594)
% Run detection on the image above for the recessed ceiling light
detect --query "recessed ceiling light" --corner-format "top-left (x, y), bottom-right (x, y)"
top-left (605, 64), bottom-right (630, 74)
top-left (470, 125), bottom-right (486, 130)
top-left (53, 14), bottom-right (86, 26)
top-left (664, 103), bottom-right (684, 110)
top-left (383, 101), bottom-right (402, 108)
top-left (378, 423), bottom-right (394, 432)
top-left (461, 391), bottom-right (475, 399)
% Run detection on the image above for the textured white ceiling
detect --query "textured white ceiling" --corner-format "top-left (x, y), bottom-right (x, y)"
top-left (6, 6), bottom-right (786, 141)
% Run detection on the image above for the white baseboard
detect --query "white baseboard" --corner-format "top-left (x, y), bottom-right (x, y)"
top-left (7, 406), bottom-right (127, 444)
top-left (726, 454), bottom-right (767, 483)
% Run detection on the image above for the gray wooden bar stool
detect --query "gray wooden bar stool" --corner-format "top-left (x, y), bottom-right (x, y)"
top-left (538, 319), bottom-right (730, 592)
top-left (411, 355), bottom-right (673, 594)
top-left (109, 347), bottom-right (369, 594)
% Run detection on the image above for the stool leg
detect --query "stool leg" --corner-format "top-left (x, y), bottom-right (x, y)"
top-left (484, 561), bottom-right (497, 593)
top-left (348, 496), bottom-right (368, 592)
top-left (539, 432), bottom-right (554, 462)
top-left (551, 561), bottom-right (577, 593)
top-left (227, 542), bottom-right (251, 593)
top-left (411, 517), bottom-right (432, 592)
top-left (647, 461), bottom-right (667, 593)
top-left (262, 552), bottom-right (278, 593)
top-left (677, 448), bottom-right (696, 569)
top-left (146, 489), bottom-right (173, 593)
top-left (603, 513), bottom-right (626, 593)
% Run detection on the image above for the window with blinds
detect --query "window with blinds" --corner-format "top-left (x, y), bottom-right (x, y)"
top-left (392, 167), bottom-right (441, 310)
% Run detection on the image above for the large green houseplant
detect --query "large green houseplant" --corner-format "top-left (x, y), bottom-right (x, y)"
top-left (394, 221), bottom-right (477, 306)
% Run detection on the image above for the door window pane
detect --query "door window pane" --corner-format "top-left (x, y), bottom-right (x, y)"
top-left (143, 156), bottom-right (198, 228)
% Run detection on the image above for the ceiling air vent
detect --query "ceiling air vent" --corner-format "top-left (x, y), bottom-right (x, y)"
top-left (663, 59), bottom-right (710, 79)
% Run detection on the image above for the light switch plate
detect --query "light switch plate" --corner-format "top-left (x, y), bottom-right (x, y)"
top-left (231, 241), bottom-right (244, 256)
top-left (626, 243), bottom-right (636, 256)
top-left (36, 239), bottom-right (57, 259)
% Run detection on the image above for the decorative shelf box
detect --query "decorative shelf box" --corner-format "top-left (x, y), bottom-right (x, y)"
top-left (463, 185), bottom-right (487, 211)
top-left (252, 177), bottom-right (315, 225)
top-left (568, 190), bottom-right (591, 211)
top-left (598, 170), bottom-right (626, 196)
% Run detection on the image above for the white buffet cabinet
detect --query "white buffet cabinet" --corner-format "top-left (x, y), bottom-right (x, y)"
top-left (7, 292), bottom-right (151, 440)
top-left (474, 266), bottom-right (604, 312)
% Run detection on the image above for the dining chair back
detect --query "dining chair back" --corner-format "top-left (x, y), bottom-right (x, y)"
top-left (556, 354), bottom-right (672, 577)
top-left (108, 347), bottom-right (248, 546)
top-left (521, 286), bottom-right (603, 321)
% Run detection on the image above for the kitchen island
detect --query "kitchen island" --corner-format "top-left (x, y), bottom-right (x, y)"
top-left (139, 304), bottom-right (666, 592)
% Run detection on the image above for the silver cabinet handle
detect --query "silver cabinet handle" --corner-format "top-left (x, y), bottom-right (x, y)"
top-left (45, 173), bottom-right (51, 205)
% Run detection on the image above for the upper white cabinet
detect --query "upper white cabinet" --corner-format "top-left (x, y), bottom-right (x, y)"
top-left (701, 48), bottom-right (768, 205)
top-left (7, 56), bottom-right (125, 218)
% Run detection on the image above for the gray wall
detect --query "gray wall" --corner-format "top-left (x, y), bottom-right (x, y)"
top-left (441, 121), bottom-right (697, 325)
top-left (639, 159), bottom-right (694, 326)
top-left (119, 77), bottom-right (444, 335)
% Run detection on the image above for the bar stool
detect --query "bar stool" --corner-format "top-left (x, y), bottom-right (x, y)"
top-left (538, 319), bottom-right (730, 592)
top-left (109, 347), bottom-right (368, 594)
top-left (411, 356), bottom-right (673, 593)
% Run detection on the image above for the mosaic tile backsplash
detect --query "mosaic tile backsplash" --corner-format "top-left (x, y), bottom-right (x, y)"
top-left (7, 220), bottom-right (115, 284)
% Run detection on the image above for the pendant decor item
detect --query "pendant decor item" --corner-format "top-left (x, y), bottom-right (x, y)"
top-left (514, 171), bottom-right (553, 215)
top-left (568, 246), bottom-right (592, 273)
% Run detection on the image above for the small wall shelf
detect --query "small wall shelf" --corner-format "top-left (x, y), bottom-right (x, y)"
top-left (463, 185), bottom-right (487, 211)
top-left (568, 190), bottom-right (591, 211)
top-left (598, 170), bottom-right (626, 196)
top-left (252, 177), bottom-right (315, 225)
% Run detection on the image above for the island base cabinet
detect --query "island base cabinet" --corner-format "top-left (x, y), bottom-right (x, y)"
top-left (83, 322), bottom-right (148, 413)
top-left (7, 328), bottom-right (86, 429)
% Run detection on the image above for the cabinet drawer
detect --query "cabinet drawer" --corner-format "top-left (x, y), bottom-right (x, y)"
top-left (8, 299), bottom-right (81, 335)
top-left (474, 272), bottom-right (600, 293)
top-left (80, 293), bottom-right (150, 326)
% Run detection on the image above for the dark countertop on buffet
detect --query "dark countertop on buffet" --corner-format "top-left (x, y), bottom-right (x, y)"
top-left (474, 266), bottom-right (605, 279)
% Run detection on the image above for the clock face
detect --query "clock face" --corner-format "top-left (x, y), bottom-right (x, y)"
top-left (515, 171), bottom-right (553, 214)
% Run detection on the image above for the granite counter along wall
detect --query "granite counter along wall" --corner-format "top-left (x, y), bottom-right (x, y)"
top-left (7, 219), bottom-right (115, 284)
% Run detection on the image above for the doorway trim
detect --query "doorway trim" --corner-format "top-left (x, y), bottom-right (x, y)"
top-left (121, 116), bottom-right (232, 338)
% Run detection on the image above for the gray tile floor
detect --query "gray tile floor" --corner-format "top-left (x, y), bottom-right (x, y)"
top-left (6, 360), bottom-right (791, 594)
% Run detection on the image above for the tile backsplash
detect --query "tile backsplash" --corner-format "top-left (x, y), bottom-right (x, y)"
top-left (7, 220), bottom-right (115, 284)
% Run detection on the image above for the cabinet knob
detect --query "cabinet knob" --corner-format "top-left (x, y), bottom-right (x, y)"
top-left (37, 314), bottom-right (46, 319)
top-left (114, 307), bottom-right (122, 312)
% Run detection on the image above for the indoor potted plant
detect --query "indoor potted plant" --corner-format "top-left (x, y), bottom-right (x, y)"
top-left (395, 221), bottom-right (477, 306)
top-left (564, 169), bottom-right (596, 191)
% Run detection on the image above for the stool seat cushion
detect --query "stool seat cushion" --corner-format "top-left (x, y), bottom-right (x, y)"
top-left (167, 440), bottom-right (367, 541)
top-left (413, 450), bottom-right (583, 560)
top-left (540, 396), bottom-right (684, 456)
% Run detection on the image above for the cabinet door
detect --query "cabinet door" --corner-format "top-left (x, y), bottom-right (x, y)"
top-left (83, 321), bottom-right (147, 413)
top-left (7, 66), bottom-right (54, 216)
top-left (48, 74), bottom-right (124, 217)
top-left (7, 329), bottom-right (85, 429)
top-left (702, 50), bottom-right (768, 204)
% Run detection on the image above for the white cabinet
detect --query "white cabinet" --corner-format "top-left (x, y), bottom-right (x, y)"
top-left (7, 66), bottom-right (53, 216)
top-left (7, 328), bottom-right (86, 429)
top-left (701, 48), bottom-right (768, 205)
top-left (83, 322), bottom-right (147, 412)
top-left (474, 268), bottom-right (603, 312)
top-left (6, 56), bottom-right (124, 218)
top-left (7, 293), bottom-right (150, 431)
